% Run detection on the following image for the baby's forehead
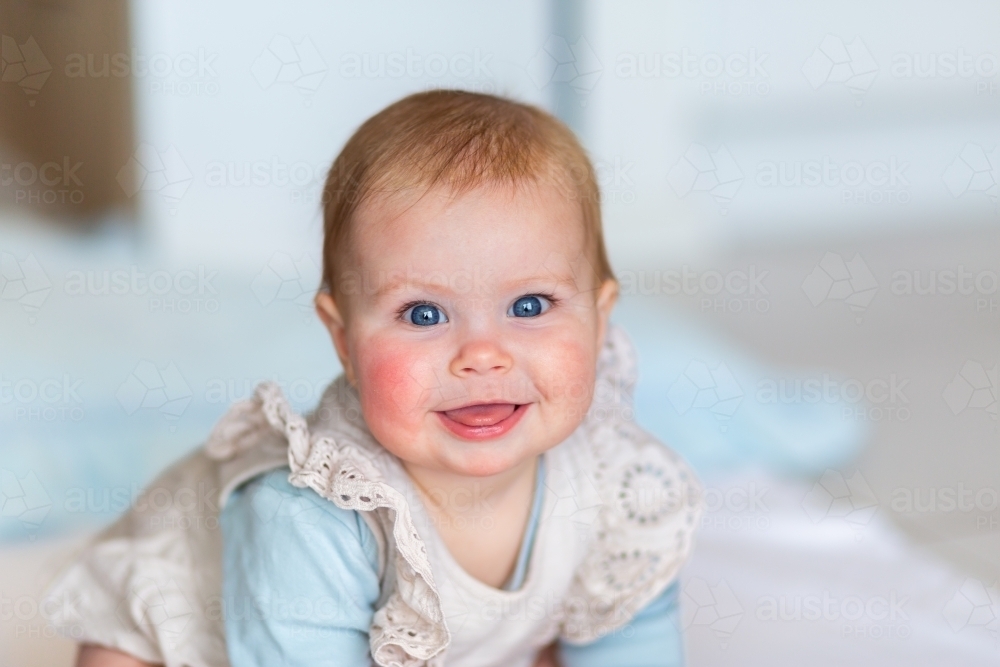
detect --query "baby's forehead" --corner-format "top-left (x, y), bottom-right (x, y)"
top-left (341, 183), bottom-right (598, 294)
top-left (351, 180), bottom-right (588, 251)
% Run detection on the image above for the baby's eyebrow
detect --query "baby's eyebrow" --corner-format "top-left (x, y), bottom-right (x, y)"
top-left (368, 276), bottom-right (453, 302)
top-left (369, 271), bottom-right (579, 301)
top-left (503, 274), bottom-right (579, 292)
top-left (370, 277), bottom-right (411, 299)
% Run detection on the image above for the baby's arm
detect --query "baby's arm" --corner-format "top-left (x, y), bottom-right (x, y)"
top-left (76, 645), bottom-right (158, 667)
top-left (558, 581), bottom-right (684, 667)
top-left (221, 469), bottom-right (381, 667)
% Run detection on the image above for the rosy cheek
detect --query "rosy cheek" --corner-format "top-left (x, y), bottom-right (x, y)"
top-left (354, 338), bottom-right (436, 439)
top-left (535, 337), bottom-right (597, 409)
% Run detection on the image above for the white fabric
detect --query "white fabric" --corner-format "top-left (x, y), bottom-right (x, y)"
top-left (44, 325), bottom-right (702, 667)
top-left (684, 470), bottom-right (1000, 666)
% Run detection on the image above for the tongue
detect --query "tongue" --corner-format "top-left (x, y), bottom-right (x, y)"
top-left (444, 403), bottom-right (516, 427)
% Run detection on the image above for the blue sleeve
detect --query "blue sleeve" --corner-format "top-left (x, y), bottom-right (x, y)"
top-left (221, 468), bottom-right (381, 667)
top-left (558, 581), bottom-right (684, 667)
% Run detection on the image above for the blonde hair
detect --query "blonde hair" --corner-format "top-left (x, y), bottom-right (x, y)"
top-left (320, 89), bottom-right (613, 294)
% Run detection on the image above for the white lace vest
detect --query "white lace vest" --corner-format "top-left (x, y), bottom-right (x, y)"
top-left (45, 325), bottom-right (702, 667)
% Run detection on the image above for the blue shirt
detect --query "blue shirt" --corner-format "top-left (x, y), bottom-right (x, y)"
top-left (221, 465), bottom-right (684, 667)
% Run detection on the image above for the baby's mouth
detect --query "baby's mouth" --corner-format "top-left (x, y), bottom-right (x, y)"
top-left (436, 402), bottom-right (528, 440)
top-left (442, 403), bottom-right (517, 426)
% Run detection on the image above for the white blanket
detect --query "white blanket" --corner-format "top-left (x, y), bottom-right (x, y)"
top-left (684, 472), bottom-right (998, 665)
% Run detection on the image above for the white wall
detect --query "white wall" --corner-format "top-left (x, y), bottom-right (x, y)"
top-left (128, 0), bottom-right (551, 271)
top-left (128, 0), bottom-right (1000, 276)
top-left (584, 0), bottom-right (1000, 269)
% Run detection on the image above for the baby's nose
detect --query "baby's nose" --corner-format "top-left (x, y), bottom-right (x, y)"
top-left (449, 340), bottom-right (513, 376)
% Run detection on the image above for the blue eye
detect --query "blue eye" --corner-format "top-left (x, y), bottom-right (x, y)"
top-left (406, 303), bottom-right (447, 326)
top-left (508, 295), bottom-right (549, 318)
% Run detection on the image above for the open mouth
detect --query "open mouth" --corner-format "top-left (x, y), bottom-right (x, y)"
top-left (436, 402), bottom-right (528, 441)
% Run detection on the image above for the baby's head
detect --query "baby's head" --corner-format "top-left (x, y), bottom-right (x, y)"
top-left (315, 90), bottom-right (617, 478)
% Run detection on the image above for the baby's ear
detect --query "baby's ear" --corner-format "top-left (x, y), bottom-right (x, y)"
top-left (315, 291), bottom-right (356, 384)
top-left (595, 278), bottom-right (619, 347)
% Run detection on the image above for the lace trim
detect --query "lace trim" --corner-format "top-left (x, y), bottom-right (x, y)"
top-left (205, 382), bottom-right (450, 666)
top-left (561, 417), bottom-right (702, 642)
top-left (552, 325), bottom-right (703, 642)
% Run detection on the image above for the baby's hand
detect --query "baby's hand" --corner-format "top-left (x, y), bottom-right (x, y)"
top-left (532, 642), bottom-right (561, 667)
top-left (76, 644), bottom-right (159, 667)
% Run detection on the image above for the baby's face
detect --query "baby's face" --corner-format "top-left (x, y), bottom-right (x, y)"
top-left (317, 182), bottom-right (616, 478)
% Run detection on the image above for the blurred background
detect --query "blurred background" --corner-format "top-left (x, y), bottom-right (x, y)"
top-left (1, 0), bottom-right (998, 664)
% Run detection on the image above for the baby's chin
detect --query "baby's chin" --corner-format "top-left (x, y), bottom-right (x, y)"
top-left (434, 443), bottom-right (538, 478)
top-left (376, 427), bottom-right (547, 477)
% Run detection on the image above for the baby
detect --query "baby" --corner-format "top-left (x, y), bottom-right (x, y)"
top-left (47, 90), bottom-right (703, 667)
